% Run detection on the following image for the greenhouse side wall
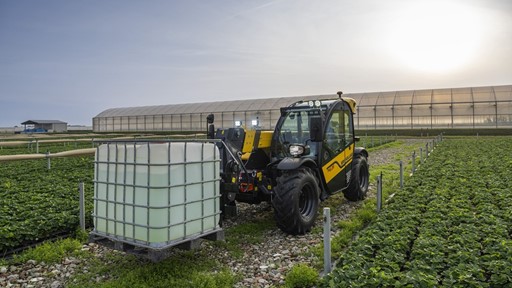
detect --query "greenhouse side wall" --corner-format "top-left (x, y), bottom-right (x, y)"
top-left (92, 85), bottom-right (512, 133)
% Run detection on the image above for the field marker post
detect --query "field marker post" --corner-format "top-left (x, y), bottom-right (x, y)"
top-left (323, 207), bottom-right (332, 274)
top-left (79, 182), bottom-right (85, 231)
top-left (399, 161), bottom-right (404, 189)
top-left (411, 151), bottom-right (416, 174)
top-left (420, 147), bottom-right (423, 164)
top-left (426, 143), bottom-right (429, 156)
top-left (377, 174), bottom-right (382, 212)
top-left (46, 151), bottom-right (51, 170)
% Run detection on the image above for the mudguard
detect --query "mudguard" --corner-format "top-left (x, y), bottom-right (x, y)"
top-left (354, 147), bottom-right (369, 158)
top-left (277, 157), bottom-right (317, 170)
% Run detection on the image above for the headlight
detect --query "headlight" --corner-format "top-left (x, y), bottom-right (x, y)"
top-left (289, 145), bottom-right (305, 157)
top-left (308, 100), bottom-right (321, 108)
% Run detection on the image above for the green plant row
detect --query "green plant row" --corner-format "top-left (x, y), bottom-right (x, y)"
top-left (324, 138), bottom-right (512, 287)
top-left (0, 156), bottom-right (94, 253)
top-left (359, 135), bottom-right (396, 149)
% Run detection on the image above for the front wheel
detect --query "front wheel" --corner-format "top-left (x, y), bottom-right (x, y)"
top-left (343, 155), bottom-right (369, 201)
top-left (272, 168), bottom-right (320, 235)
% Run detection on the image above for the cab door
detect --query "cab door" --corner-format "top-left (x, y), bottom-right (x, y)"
top-left (320, 104), bottom-right (355, 194)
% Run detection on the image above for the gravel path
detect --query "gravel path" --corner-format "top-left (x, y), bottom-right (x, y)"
top-left (0, 139), bottom-right (424, 288)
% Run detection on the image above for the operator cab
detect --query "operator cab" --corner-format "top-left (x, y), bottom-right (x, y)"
top-left (271, 99), bottom-right (355, 160)
top-left (270, 97), bottom-right (358, 196)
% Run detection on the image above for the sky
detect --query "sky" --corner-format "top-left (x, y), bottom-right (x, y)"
top-left (1, 0), bottom-right (511, 127)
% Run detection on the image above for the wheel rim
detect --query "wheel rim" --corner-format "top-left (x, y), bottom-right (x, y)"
top-left (298, 183), bottom-right (315, 220)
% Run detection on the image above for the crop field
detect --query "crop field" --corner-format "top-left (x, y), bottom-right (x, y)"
top-left (326, 138), bottom-right (512, 287)
top-left (2, 136), bottom-right (511, 287)
top-left (0, 143), bottom-right (94, 253)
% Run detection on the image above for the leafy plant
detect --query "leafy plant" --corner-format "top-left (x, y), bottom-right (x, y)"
top-left (285, 263), bottom-right (319, 288)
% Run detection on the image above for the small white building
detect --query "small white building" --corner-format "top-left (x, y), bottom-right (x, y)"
top-left (21, 120), bottom-right (68, 133)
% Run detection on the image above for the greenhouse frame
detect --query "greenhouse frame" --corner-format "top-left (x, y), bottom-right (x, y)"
top-left (93, 85), bottom-right (512, 132)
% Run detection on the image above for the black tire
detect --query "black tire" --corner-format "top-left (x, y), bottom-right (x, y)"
top-left (343, 155), bottom-right (369, 201)
top-left (272, 168), bottom-right (320, 235)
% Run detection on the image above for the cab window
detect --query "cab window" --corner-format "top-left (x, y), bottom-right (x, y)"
top-left (325, 110), bottom-right (343, 155)
top-left (323, 108), bottom-right (353, 160)
top-left (343, 110), bottom-right (353, 146)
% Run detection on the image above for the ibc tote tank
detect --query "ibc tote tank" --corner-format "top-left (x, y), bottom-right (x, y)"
top-left (92, 141), bottom-right (221, 249)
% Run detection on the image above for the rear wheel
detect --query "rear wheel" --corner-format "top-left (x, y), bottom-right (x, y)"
top-left (272, 168), bottom-right (320, 235)
top-left (343, 155), bottom-right (369, 201)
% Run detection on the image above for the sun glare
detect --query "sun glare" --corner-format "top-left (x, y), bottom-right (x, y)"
top-left (387, 1), bottom-right (483, 73)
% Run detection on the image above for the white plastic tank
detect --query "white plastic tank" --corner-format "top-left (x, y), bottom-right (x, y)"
top-left (93, 141), bottom-right (221, 248)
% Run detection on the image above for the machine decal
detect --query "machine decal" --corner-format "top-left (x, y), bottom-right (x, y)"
top-left (322, 143), bottom-right (354, 183)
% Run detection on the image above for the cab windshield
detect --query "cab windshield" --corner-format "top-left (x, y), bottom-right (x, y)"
top-left (272, 108), bottom-right (321, 158)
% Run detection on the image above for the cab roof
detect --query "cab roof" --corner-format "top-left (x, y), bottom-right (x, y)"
top-left (285, 97), bottom-right (357, 114)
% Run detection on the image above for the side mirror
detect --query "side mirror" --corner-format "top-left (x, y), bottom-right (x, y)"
top-left (309, 116), bottom-right (324, 142)
top-left (354, 136), bottom-right (360, 142)
top-left (207, 114), bottom-right (214, 124)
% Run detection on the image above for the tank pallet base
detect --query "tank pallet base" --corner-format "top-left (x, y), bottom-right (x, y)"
top-left (88, 229), bottom-right (224, 262)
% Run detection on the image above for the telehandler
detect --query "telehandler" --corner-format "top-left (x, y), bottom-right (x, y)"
top-left (208, 92), bottom-right (369, 234)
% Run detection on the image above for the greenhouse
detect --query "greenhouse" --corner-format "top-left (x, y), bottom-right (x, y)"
top-left (93, 85), bottom-right (512, 132)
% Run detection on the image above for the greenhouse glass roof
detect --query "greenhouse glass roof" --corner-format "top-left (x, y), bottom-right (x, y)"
top-left (94, 85), bottom-right (511, 118)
